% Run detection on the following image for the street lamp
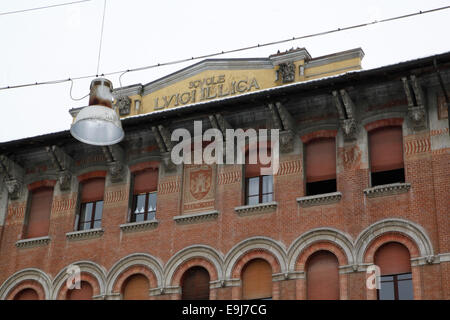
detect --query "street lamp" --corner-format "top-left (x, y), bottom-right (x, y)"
top-left (70, 78), bottom-right (124, 146)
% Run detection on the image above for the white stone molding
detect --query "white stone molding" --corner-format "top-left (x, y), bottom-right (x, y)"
top-left (354, 218), bottom-right (434, 264)
top-left (296, 192), bottom-right (342, 207)
top-left (287, 228), bottom-right (355, 271)
top-left (234, 201), bottom-right (277, 217)
top-left (224, 236), bottom-right (288, 279)
top-left (51, 261), bottom-right (107, 300)
top-left (173, 210), bottom-right (219, 225)
top-left (0, 268), bottom-right (52, 300)
top-left (120, 219), bottom-right (159, 233)
top-left (163, 245), bottom-right (224, 288)
top-left (65, 228), bottom-right (104, 241)
top-left (363, 182), bottom-right (411, 198)
top-left (15, 236), bottom-right (51, 249)
top-left (106, 253), bottom-right (164, 295)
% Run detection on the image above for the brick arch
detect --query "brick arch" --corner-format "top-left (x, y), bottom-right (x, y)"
top-left (0, 268), bottom-right (52, 300)
top-left (300, 129), bottom-right (338, 144)
top-left (364, 117), bottom-right (404, 132)
top-left (77, 170), bottom-right (107, 183)
top-left (6, 280), bottom-right (46, 300)
top-left (27, 179), bottom-right (57, 191)
top-left (171, 257), bottom-right (218, 287)
top-left (231, 249), bottom-right (281, 278)
top-left (295, 241), bottom-right (348, 271)
top-left (363, 232), bottom-right (420, 264)
top-left (112, 265), bottom-right (158, 294)
top-left (56, 272), bottom-right (101, 300)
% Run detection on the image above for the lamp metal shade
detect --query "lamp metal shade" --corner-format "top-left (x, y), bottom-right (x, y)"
top-left (70, 78), bottom-right (125, 146)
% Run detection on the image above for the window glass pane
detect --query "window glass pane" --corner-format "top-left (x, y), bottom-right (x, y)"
top-left (262, 193), bottom-right (273, 203)
top-left (93, 220), bottom-right (101, 229)
top-left (397, 273), bottom-right (412, 280)
top-left (398, 278), bottom-right (413, 300)
top-left (135, 213), bottom-right (144, 223)
top-left (134, 194), bottom-right (146, 214)
top-left (82, 202), bottom-right (93, 222)
top-left (247, 195), bottom-right (259, 206)
top-left (83, 222), bottom-right (91, 231)
top-left (248, 177), bottom-right (259, 196)
top-left (148, 193), bottom-right (157, 213)
top-left (379, 281), bottom-right (395, 300)
top-left (380, 275), bottom-right (394, 281)
top-left (94, 201), bottom-right (103, 220)
top-left (262, 175), bottom-right (273, 194)
top-left (147, 211), bottom-right (156, 221)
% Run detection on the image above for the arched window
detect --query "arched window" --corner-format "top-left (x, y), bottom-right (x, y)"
top-left (304, 137), bottom-right (337, 196)
top-left (66, 281), bottom-right (93, 300)
top-left (13, 288), bottom-right (39, 300)
top-left (76, 177), bottom-right (105, 231)
top-left (368, 126), bottom-right (405, 186)
top-left (375, 242), bottom-right (413, 300)
top-left (25, 186), bottom-right (54, 238)
top-left (131, 168), bottom-right (158, 222)
top-left (241, 259), bottom-right (272, 300)
top-left (245, 144), bottom-right (273, 205)
top-left (306, 250), bottom-right (340, 300)
top-left (122, 274), bottom-right (149, 300)
top-left (181, 266), bottom-right (210, 300)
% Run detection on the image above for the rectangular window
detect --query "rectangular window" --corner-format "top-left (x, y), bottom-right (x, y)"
top-left (369, 126), bottom-right (405, 186)
top-left (131, 192), bottom-right (157, 222)
top-left (245, 175), bottom-right (273, 205)
top-left (378, 273), bottom-right (413, 300)
top-left (78, 200), bottom-right (103, 230)
top-left (77, 177), bottom-right (105, 231)
top-left (305, 138), bottom-right (337, 196)
top-left (25, 187), bottom-right (54, 238)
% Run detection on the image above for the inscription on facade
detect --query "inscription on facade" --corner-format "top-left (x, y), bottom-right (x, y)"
top-left (154, 75), bottom-right (260, 110)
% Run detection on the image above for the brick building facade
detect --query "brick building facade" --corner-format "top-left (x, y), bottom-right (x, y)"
top-left (0, 48), bottom-right (449, 300)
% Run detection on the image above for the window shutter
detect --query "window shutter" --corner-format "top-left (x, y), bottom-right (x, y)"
top-left (67, 281), bottom-right (93, 300)
top-left (181, 266), bottom-right (210, 300)
top-left (81, 178), bottom-right (105, 203)
top-left (245, 145), bottom-right (271, 178)
top-left (306, 250), bottom-right (340, 300)
top-left (133, 169), bottom-right (158, 194)
top-left (305, 138), bottom-right (336, 183)
top-left (369, 126), bottom-right (404, 172)
top-left (26, 187), bottom-right (53, 239)
top-left (242, 259), bottom-right (272, 300)
top-left (14, 288), bottom-right (39, 300)
top-left (374, 242), bottom-right (411, 275)
top-left (122, 274), bottom-right (149, 300)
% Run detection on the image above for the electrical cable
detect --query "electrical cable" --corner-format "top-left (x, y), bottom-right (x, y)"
top-left (0, 0), bottom-right (93, 16)
top-left (0, 5), bottom-right (449, 92)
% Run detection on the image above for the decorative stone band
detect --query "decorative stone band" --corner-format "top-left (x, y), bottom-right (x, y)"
top-left (296, 192), bottom-right (342, 207)
top-left (103, 293), bottom-right (121, 300)
top-left (66, 228), bottom-right (104, 241)
top-left (120, 220), bottom-right (159, 233)
top-left (363, 183), bottom-right (411, 198)
top-left (173, 210), bottom-right (219, 225)
top-left (210, 279), bottom-right (226, 289)
top-left (234, 201), bottom-right (278, 217)
top-left (15, 236), bottom-right (51, 249)
top-left (149, 286), bottom-right (180, 296)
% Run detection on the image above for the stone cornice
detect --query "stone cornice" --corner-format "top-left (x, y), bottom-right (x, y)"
top-left (120, 220), bottom-right (159, 233)
top-left (296, 192), bottom-right (342, 207)
top-left (173, 210), bottom-right (219, 225)
top-left (65, 228), bottom-right (104, 241)
top-left (363, 182), bottom-right (411, 198)
top-left (234, 201), bottom-right (277, 217)
top-left (15, 236), bottom-right (51, 249)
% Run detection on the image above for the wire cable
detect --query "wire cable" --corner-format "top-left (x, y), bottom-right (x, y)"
top-left (1, 5), bottom-right (449, 91)
top-left (96, 0), bottom-right (107, 76)
top-left (0, 0), bottom-right (93, 16)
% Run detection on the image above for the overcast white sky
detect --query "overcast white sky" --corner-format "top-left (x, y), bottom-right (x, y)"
top-left (1, 0), bottom-right (449, 143)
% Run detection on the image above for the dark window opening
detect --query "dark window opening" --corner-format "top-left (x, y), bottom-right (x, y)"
top-left (246, 175), bottom-right (273, 205)
top-left (378, 272), bottom-right (413, 300)
top-left (306, 179), bottom-right (337, 196)
top-left (371, 168), bottom-right (405, 187)
top-left (77, 200), bottom-right (103, 230)
top-left (131, 192), bottom-right (157, 222)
